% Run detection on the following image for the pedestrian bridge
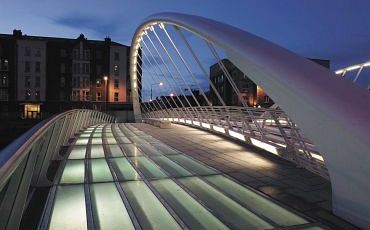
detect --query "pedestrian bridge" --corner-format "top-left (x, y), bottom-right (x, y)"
top-left (1, 12), bottom-right (370, 229)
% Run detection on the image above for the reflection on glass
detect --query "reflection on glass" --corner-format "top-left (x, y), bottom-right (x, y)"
top-left (121, 144), bottom-right (143, 157)
top-left (109, 145), bottom-right (124, 157)
top-left (111, 158), bottom-right (141, 181)
top-left (90, 145), bottom-right (105, 158)
top-left (179, 177), bottom-right (272, 229)
top-left (150, 156), bottom-right (192, 177)
top-left (69, 146), bottom-right (87, 159)
top-left (60, 160), bottom-right (85, 184)
top-left (205, 175), bottom-right (308, 226)
top-left (167, 155), bottom-right (216, 175)
top-left (129, 156), bottom-right (167, 179)
top-left (90, 183), bottom-right (134, 230)
top-left (121, 181), bottom-right (181, 230)
top-left (151, 179), bottom-right (228, 230)
top-left (49, 185), bottom-right (87, 230)
top-left (90, 159), bottom-right (113, 182)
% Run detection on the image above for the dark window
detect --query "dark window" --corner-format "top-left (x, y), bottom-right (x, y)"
top-left (114, 79), bottom-right (119, 89)
top-left (25, 47), bottom-right (31, 56)
top-left (96, 92), bottom-right (101, 101)
top-left (72, 49), bottom-right (79, 59)
top-left (96, 50), bottom-right (102, 59)
top-left (114, 52), bottom-right (119, 61)
top-left (96, 79), bottom-right (101, 88)
top-left (35, 62), bottom-right (40, 73)
top-left (60, 77), bottom-right (65, 87)
top-left (35, 76), bottom-right (40, 87)
top-left (35, 49), bottom-right (41, 57)
top-left (25, 76), bottom-right (31, 87)
top-left (96, 65), bottom-right (102, 75)
top-left (85, 50), bottom-right (90, 60)
top-left (114, 92), bottom-right (119, 102)
top-left (0, 89), bottom-right (8, 101)
top-left (60, 49), bottom-right (67, 57)
top-left (60, 63), bottom-right (66, 74)
top-left (25, 62), bottom-right (30, 73)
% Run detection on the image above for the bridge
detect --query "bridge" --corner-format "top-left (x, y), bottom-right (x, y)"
top-left (1, 12), bottom-right (370, 230)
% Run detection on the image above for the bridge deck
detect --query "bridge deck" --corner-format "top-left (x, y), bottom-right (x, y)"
top-left (38, 123), bottom-right (355, 229)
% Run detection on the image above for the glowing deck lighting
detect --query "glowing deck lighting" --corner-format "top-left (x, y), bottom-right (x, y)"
top-left (346, 65), bottom-right (361, 71)
top-left (193, 121), bottom-right (200, 126)
top-left (212, 126), bottom-right (225, 133)
top-left (311, 153), bottom-right (324, 161)
top-left (201, 123), bottom-right (211, 129)
top-left (179, 119), bottom-right (185, 123)
top-left (228, 130), bottom-right (245, 141)
top-left (335, 70), bottom-right (344, 75)
top-left (185, 120), bottom-right (192, 124)
top-left (250, 138), bottom-right (279, 155)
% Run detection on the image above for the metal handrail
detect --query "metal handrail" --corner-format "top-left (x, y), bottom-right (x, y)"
top-left (141, 106), bottom-right (328, 178)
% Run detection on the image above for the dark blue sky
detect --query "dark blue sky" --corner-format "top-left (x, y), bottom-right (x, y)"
top-left (2, 0), bottom-right (370, 70)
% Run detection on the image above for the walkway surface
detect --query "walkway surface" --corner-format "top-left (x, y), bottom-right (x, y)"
top-left (133, 123), bottom-right (359, 230)
top-left (38, 123), bottom-right (334, 230)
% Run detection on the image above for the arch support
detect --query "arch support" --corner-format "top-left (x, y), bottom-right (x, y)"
top-left (130, 13), bottom-right (370, 229)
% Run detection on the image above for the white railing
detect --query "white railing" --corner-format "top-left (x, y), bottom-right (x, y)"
top-left (140, 106), bottom-right (328, 179)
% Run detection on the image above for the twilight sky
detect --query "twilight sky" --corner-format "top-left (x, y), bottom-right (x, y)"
top-left (1, 0), bottom-right (370, 70)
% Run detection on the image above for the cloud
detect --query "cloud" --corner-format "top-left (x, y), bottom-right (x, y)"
top-left (52, 14), bottom-right (119, 37)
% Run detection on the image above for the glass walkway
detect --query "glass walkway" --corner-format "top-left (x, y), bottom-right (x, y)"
top-left (40, 123), bottom-right (325, 230)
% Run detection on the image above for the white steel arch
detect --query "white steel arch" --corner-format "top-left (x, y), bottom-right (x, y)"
top-left (130, 13), bottom-right (370, 228)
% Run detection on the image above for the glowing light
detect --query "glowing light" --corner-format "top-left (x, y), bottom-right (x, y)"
top-left (185, 120), bottom-right (192, 124)
top-left (250, 138), bottom-right (279, 155)
top-left (179, 119), bottom-right (185, 123)
top-left (103, 76), bottom-right (108, 81)
top-left (213, 126), bottom-right (225, 133)
top-left (346, 65), bottom-right (361, 71)
top-left (169, 93), bottom-right (174, 97)
top-left (159, 82), bottom-right (163, 86)
top-left (193, 121), bottom-right (200, 126)
top-left (311, 153), bottom-right (324, 161)
top-left (364, 62), bottom-right (370, 67)
top-left (228, 130), bottom-right (245, 141)
top-left (201, 123), bottom-right (211, 129)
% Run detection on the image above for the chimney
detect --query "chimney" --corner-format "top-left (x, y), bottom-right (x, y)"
top-left (105, 36), bottom-right (111, 43)
top-left (13, 29), bottom-right (22, 38)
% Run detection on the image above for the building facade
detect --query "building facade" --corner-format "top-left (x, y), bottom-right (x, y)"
top-left (210, 58), bottom-right (330, 107)
top-left (0, 30), bottom-right (131, 119)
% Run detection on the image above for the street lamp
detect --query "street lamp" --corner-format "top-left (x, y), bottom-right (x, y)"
top-left (104, 75), bottom-right (108, 111)
top-left (150, 82), bottom-right (163, 101)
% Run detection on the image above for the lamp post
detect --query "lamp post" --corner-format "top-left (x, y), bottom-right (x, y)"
top-left (150, 82), bottom-right (163, 101)
top-left (104, 75), bottom-right (108, 112)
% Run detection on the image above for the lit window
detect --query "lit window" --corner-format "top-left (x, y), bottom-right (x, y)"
top-left (23, 104), bottom-right (41, 119)
top-left (114, 65), bottom-right (119, 75)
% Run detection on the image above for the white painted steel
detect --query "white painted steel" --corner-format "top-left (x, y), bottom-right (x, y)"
top-left (130, 13), bottom-right (370, 228)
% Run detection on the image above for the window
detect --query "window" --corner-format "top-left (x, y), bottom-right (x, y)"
top-left (114, 65), bottom-right (119, 75)
top-left (96, 50), bottom-right (102, 59)
top-left (25, 76), bottom-right (31, 87)
top-left (96, 92), bottom-right (101, 101)
top-left (72, 90), bottom-right (80, 101)
top-left (84, 91), bottom-right (90, 101)
top-left (114, 52), bottom-right (119, 61)
top-left (264, 95), bottom-right (270, 103)
top-left (114, 92), bottom-right (119, 102)
top-left (83, 63), bottom-right (90, 74)
top-left (73, 63), bottom-right (79, 74)
top-left (96, 79), bottom-right (101, 87)
top-left (72, 49), bottom-right (79, 59)
top-left (114, 79), bottom-right (119, 89)
top-left (60, 49), bottom-right (67, 57)
top-left (60, 63), bottom-right (66, 74)
top-left (25, 90), bottom-right (31, 100)
top-left (96, 65), bottom-right (102, 75)
top-left (25, 62), bottom-right (30, 73)
top-left (72, 77), bottom-right (78, 88)
top-left (35, 90), bottom-right (40, 100)
top-left (25, 47), bottom-right (31, 56)
top-left (84, 50), bottom-right (90, 60)
top-left (60, 77), bottom-right (65, 87)
top-left (1, 59), bottom-right (9, 70)
top-left (35, 76), bottom-right (40, 87)
top-left (59, 91), bottom-right (66, 101)
top-left (0, 74), bottom-right (8, 87)
top-left (35, 62), bottom-right (41, 73)
top-left (0, 89), bottom-right (8, 101)
top-left (83, 77), bottom-right (90, 88)
top-left (35, 49), bottom-right (41, 57)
